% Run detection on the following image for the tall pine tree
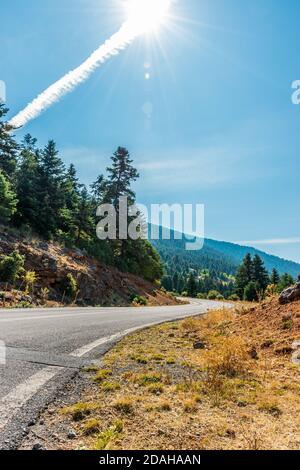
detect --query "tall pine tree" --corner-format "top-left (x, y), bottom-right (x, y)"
top-left (270, 268), bottom-right (280, 285)
top-left (36, 140), bottom-right (66, 238)
top-left (0, 104), bottom-right (18, 178)
top-left (14, 134), bottom-right (40, 228)
top-left (252, 254), bottom-right (269, 291)
top-left (0, 170), bottom-right (18, 224)
top-left (235, 254), bottom-right (253, 299)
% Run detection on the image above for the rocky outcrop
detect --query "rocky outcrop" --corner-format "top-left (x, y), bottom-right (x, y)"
top-left (0, 233), bottom-right (178, 307)
top-left (279, 280), bottom-right (300, 305)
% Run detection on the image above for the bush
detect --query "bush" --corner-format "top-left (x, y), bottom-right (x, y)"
top-left (132, 295), bottom-right (148, 306)
top-left (216, 294), bottom-right (225, 300)
top-left (94, 420), bottom-right (123, 450)
top-left (243, 282), bottom-right (258, 302)
top-left (204, 336), bottom-right (248, 380)
top-left (197, 293), bottom-right (206, 299)
top-left (207, 290), bottom-right (220, 300)
top-left (23, 270), bottom-right (38, 294)
top-left (0, 251), bottom-right (25, 283)
top-left (62, 273), bottom-right (78, 299)
top-left (228, 294), bottom-right (239, 301)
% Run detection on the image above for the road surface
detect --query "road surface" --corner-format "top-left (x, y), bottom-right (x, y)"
top-left (0, 300), bottom-right (227, 449)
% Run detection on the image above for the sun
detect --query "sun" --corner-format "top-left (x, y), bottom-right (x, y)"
top-left (125, 0), bottom-right (171, 33)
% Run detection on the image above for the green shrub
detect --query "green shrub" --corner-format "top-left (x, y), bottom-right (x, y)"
top-left (62, 273), bottom-right (78, 299)
top-left (94, 420), bottom-right (123, 450)
top-left (243, 282), bottom-right (258, 302)
top-left (0, 251), bottom-right (25, 283)
top-left (216, 294), bottom-right (225, 300)
top-left (228, 294), bottom-right (239, 301)
top-left (207, 290), bottom-right (220, 300)
top-left (197, 293), bottom-right (206, 299)
top-left (132, 295), bottom-right (148, 306)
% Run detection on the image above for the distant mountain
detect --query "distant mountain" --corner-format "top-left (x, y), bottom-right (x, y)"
top-left (150, 226), bottom-right (300, 278)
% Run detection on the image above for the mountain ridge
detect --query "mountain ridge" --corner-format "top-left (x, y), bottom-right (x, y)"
top-left (150, 225), bottom-right (300, 278)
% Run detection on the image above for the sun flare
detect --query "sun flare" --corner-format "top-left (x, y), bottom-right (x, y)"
top-left (125, 0), bottom-right (171, 32)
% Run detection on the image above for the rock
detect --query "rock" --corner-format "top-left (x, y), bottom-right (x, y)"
top-left (28, 419), bottom-right (35, 427)
top-left (249, 347), bottom-right (259, 360)
top-left (67, 430), bottom-right (77, 440)
top-left (292, 340), bottom-right (300, 350)
top-left (226, 429), bottom-right (236, 438)
top-left (32, 443), bottom-right (44, 451)
top-left (279, 281), bottom-right (300, 305)
top-left (193, 341), bottom-right (206, 350)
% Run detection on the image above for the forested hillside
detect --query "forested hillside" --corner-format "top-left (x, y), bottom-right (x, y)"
top-left (152, 227), bottom-right (299, 298)
top-left (0, 104), bottom-right (162, 284)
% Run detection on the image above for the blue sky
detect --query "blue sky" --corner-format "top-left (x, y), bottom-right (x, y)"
top-left (1, 0), bottom-right (300, 262)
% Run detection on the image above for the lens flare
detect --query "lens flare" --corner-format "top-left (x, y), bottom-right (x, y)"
top-left (125, 0), bottom-right (171, 32)
top-left (9, 0), bottom-right (172, 129)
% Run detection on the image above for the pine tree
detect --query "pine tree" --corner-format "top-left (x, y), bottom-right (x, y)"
top-left (252, 254), bottom-right (269, 291)
top-left (14, 134), bottom-right (40, 228)
top-left (172, 271), bottom-right (179, 292)
top-left (278, 273), bottom-right (294, 292)
top-left (235, 254), bottom-right (253, 299)
top-left (177, 275), bottom-right (185, 294)
top-left (104, 147), bottom-right (139, 207)
top-left (59, 164), bottom-right (83, 240)
top-left (161, 275), bottom-right (173, 292)
top-left (270, 268), bottom-right (280, 285)
top-left (36, 140), bottom-right (66, 238)
top-left (187, 272), bottom-right (197, 297)
top-left (0, 104), bottom-right (18, 178)
top-left (74, 186), bottom-right (94, 243)
top-left (0, 170), bottom-right (18, 224)
top-left (91, 174), bottom-right (105, 203)
top-left (97, 147), bottom-right (141, 268)
top-left (244, 253), bottom-right (253, 280)
top-left (244, 281), bottom-right (258, 302)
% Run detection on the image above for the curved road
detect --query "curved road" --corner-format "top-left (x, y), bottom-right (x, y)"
top-left (0, 300), bottom-right (227, 449)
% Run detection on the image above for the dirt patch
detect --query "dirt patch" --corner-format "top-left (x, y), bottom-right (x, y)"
top-left (0, 231), bottom-right (179, 308)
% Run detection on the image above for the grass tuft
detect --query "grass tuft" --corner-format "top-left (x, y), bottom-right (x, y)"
top-left (94, 420), bottom-right (123, 450)
top-left (101, 381), bottom-right (121, 392)
top-left (113, 398), bottom-right (134, 414)
top-left (61, 402), bottom-right (97, 421)
top-left (83, 418), bottom-right (101, 435)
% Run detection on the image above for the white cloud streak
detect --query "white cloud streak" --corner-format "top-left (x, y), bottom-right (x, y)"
top-left (8, 21), bottom-right (143, 129)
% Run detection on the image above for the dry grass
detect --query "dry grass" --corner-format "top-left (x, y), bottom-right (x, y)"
top-left (52, 301), bottom-right (300, 450)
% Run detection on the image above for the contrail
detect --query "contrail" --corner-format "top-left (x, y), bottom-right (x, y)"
top-left (8, 21), bottom-right (143, 129)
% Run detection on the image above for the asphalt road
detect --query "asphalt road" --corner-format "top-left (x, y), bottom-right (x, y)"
top-left (0, 300), bottom-right (227, 449)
